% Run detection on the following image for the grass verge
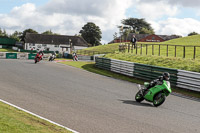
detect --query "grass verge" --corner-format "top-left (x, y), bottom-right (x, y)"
top-left (0, 48), bottom-right (16, 52)
top-left (104, 53), bottom-right (200, 72)
top-left (59, 61), bottom-right (200, 99)
top-left (0, 101), bottom-right (72, 133)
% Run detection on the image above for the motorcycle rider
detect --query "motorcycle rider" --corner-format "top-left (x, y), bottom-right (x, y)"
top-left (36, 50), bottom-right (44, 60)
top-left (72, 52), bottom-right (78, 61)
top-left (49, 51), bottom-right (56, 61)
top-left (146, 72), bottom-right (170, 90)
top-left (39, 50), bottom-right (44, 56)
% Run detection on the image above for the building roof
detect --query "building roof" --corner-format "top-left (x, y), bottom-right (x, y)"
top-left (25, 33), bottom-right (88, 47)
top-left (109, 33), bottom-right (181, 43)
top-left (158, 35), bottom-right (181, 41)
top-left (127, 33), bottom-right (149, 41)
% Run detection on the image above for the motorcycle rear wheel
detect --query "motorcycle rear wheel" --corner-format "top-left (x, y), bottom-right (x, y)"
top-left (135, 91), bottom-right (144, 102)
top-left (153, 92), bottom-right (166, 107)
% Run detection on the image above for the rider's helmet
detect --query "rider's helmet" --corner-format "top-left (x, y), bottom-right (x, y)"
top-left (163, 72), bottom-right (170, 81)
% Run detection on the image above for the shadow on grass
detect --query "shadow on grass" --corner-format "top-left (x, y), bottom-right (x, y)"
top-left (119, 99), bottom-right (153, 107)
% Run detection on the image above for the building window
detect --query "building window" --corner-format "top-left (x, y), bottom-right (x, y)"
top-left (42, 44), bottom-right (47, 47)
top-left (55, 45), bottom-right (59, 47)
top-left (152, 37), bottom-right (155, 40)
top-left (29, 43), bottom-right (35, 46)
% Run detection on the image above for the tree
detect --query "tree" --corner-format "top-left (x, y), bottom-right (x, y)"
top-left (121, 18), bottom-right (154, 34)
top-left (42, 30), bottom-right (59, 35)
top-left (0, 28), bottom-right (8, 37)
top-left (10, 31), bottom-right (22, 41)
top-left (79, 22), bottom-right (102, 46)
top-left (139, 27), bottom-right (155, 34)
top-left (20, 28), bottom-right (38, 42)
top-left (188, 32), bottom-right (198, 36)
top-left (113, 32), bottom-right (118, 40)
top-left (122, 26), bottom-right (132, 42)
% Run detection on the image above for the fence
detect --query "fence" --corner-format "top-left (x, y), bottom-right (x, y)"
top-left (123, 43), bottom-right (200, 59)
top-left (76, 50), bottom-right (114, 56)
top-left (95, 57), bottom-right (200, 92)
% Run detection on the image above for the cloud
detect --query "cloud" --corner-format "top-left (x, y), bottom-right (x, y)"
top-left (1, 0), bottom-right (200, 44)
top-left (139, 0), bottom-right (200, 8)
top-left (152, 18), bottom-right (200, 36)
top-left (167, 0), bottom-right (200, 8)
top-left (135, 1), bottom-right (178, 20)
top-left (0, 0), bottom-right (133, 43)
top-left (130, 0), bottom-right (200, 36)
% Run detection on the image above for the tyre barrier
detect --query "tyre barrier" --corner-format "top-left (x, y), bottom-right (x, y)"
top-left (95, 57), bottom-right (200, 92)
top-left (18, 53), bottom-right (28, 59)
top-left (0, 52), bottom-right (51, 60)
top-left (0, 52), bottom-right (6, 59)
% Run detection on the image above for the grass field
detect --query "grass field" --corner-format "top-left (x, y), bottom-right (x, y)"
top-left (75, 35), bottom-right (200, 72)
top-left (77, 35), bottom-right (200, 58)
top-left (123, 44), bottom-right (200, 59)
top-left (76, 43), bottom-right (118, 55)
top-left (0, 48), bottom-right (16, 52)
top-left (0, 101), bottom-right (72, 133)
top-left (160, 34), bottom-right (200, 45)
top-left (104, 53), bottom-right (200, 72)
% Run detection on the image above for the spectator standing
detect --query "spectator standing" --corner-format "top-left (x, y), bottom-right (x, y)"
top-left (131, 35), bottom-right (137, 49)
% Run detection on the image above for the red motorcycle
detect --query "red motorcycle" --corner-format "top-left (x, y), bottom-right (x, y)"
top-left (73, 53), bottom-right (78, 61)
top-left (34, 53), bottom-right (43, 63)
top-left (73, 55), bottom-right (78, 61)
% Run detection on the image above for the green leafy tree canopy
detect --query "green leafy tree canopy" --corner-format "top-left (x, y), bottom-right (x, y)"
top-left (0, 28), bottom-right (8, 37)
top-left (42, 30), bottom-right (59, 35)
top-left (21, 28), bottom-right (38, 42)
top-left (79, 22), bottom-right (102, 46)
top-left (10, 31), bottom-right (22, 41)
top-left (121, 18), bottom-right (154, 34)
top-left (188, 32), bottom-right (198, 36)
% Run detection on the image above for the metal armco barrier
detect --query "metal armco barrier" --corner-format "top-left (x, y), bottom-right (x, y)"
top-left (177, 70), bottom-right (200, 92)
top-left (95, 57), bottom-right (200, 92)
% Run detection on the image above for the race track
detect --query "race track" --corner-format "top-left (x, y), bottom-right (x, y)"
top-left (0, 59), bottom-right (199, 133)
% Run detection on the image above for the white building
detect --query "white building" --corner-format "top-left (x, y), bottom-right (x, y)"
top-left (24, 33), bottom-right (88, 53)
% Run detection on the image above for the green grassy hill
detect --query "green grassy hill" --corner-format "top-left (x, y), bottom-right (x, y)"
top-left (77, 35), bottom-right (200, 55)
top-left (77, 43), bottom-right (118, 54)
top-left (77, 35), bottom-right (200, 72)
top-left (161, 34), bottom-right (200, 46)
top-left (104, 53), bottom-right (200, 72)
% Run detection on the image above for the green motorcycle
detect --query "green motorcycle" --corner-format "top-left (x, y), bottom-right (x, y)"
top-left (135, 80), bottom-right (172, 107)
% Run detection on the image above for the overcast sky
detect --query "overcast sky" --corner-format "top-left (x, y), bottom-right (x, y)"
top-left (1, 0), bottom-right (200, 43)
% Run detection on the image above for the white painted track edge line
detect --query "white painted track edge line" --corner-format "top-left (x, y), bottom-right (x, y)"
top-left (0, 99), bottom-right (79, 133)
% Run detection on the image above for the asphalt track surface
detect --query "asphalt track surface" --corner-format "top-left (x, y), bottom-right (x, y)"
top-left (0, 59), bottom-right (199, 133)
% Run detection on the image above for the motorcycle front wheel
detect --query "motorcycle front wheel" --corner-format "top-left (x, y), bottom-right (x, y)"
top-left (153, 92), bottom-right (166, 107)
top-left (135, 91), bottom-right (144, 102)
